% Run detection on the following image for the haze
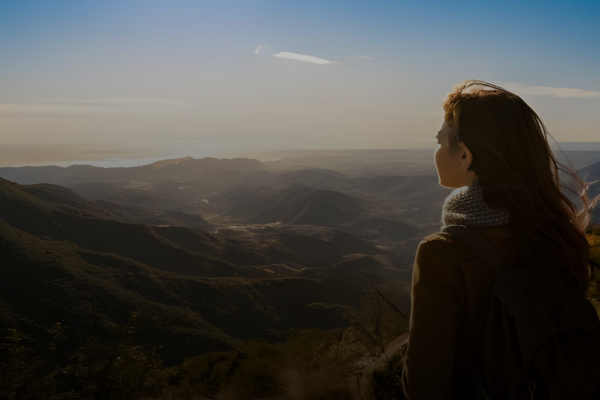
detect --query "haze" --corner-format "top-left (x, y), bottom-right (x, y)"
top-left (1, 0), bottom-right (599, 166)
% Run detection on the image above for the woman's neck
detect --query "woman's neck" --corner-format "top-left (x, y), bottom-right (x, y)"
top-left (441, 180), bottom-right (510, 229)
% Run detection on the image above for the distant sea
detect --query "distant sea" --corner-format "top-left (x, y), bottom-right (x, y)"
top-left (26, 156), bottom-right (193, 169)
top-left (5, 141), bottom-right (600, 169)
top-left (558, 142), bottom-right (600, 151)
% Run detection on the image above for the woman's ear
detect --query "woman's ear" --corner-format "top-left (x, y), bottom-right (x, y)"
top-left (458, 142), bottom-right (474, 173)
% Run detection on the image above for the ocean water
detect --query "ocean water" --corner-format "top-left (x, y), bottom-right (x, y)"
top-left (27, 156), bottom-right (194, 168)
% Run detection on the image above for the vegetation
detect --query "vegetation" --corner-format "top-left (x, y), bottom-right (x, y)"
top-left (3, 222), bottom-right (598, 399)
top-left (0, 176), bottom-right (412, 398)
top-left (369, 347), bottom-right (407, 400)
top-left (0, 275), bottom-right (409, 399)
top-left (1, 169), bottom-right (595, 399)
top-left (0, 323), bottom-right (67, 400)
top-left (62, 312), bottom-right (166, 400)
top-left (586, 223), bottom-right (600, 317)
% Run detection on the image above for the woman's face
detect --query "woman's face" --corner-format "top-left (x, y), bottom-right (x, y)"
top-left (434, 116), bottom-right (475, 188)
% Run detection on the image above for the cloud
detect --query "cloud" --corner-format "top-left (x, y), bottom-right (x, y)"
top-left (355, 55), bottom-right (373, 59)
top-left (499, 82), bottom-right (600, 99)
top-left (273, 52), bottom-right (338, 65)
top-left (254, 45), bottom-right (262, 54)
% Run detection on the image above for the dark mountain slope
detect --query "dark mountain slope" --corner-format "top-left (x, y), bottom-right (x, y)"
top-left (271, 168), bottom-right (349, 187)
top-left (272, 233), bottom-right (359, 267)
top-left (93, 199), bottom-right (167, 225)
top-left (18, 181), bottom-right (215, 231)
top-left (218, 185), bottom-right (418, 239)
top-left (67, 183), bottom-right (157, 206)
top-left (162, 210), bottom-right (214, 231)
top-left (349, 175), bottom-right (441, 198)
top-left (222, 186), bottom-right (368, 223)
top-left (290, 196), bottom-right (361, 226)
top-left (0, 179), bottom-right (238, 277)
top-left (0, 218), bottom-right (377, 364)
top-left (0, 220), bottom-right (243, 364)
top-left (0, 158), bottom-right (434, 238)
top-left (19, 183), bottom-right (105, 213)
top-left (152, 226), bottom-right (281, 266)
top-left (0, 178), bottom-right (385, 275)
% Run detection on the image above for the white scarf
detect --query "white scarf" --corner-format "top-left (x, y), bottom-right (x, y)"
top-left (441, 180), bottom-right (510, 229)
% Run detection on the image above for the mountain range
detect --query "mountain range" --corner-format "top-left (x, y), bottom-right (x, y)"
top-left (0, 176), bottom-right (406, 365)
top-left (1, 153), bottom-right (599, 366)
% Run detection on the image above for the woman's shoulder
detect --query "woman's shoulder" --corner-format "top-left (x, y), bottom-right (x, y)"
top-left (419, 225), bottom-right (514, 253)
top-left (417, 231), bottom-right (477, 261)
top-left (415, 225), bottom-right (516, 275)
top-left (412, 232), bottom-right (476, 285)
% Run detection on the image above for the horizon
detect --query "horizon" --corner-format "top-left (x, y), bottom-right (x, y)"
top-left (2, 141), bottom-right (600, 169)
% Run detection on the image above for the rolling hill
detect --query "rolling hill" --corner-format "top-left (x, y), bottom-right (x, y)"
top-left (216, 184), bottom-right (418, 240)
top-left (0, 177), bottom-right (400, 365)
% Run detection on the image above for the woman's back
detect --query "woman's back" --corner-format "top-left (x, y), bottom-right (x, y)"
top-left (401, 224), bottom-right (525, 399)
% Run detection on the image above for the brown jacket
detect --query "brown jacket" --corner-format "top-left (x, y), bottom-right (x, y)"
top-left (401, 224), bottom-right (525, 400)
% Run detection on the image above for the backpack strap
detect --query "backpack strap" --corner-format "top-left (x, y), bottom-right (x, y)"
top-left (441, 225), bottom-right (511, 277)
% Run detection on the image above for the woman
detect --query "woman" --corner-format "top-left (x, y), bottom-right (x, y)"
top-left (399, 80), bottom-right (599, 399)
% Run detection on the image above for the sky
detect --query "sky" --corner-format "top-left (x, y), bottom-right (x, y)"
top-left (1, 0), bottom-right (599, 165)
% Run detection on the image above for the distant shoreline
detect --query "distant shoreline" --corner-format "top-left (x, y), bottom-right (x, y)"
top-left (1, 142), bottom-right (600, 169)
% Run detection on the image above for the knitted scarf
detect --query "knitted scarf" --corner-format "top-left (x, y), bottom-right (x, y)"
top-left (441, 180), bottom-right (510, 229)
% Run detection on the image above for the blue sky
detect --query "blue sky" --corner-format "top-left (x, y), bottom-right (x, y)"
top-left (1, 0), bottom-right (599, 162)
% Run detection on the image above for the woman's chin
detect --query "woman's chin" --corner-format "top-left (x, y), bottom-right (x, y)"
top-left (438, 178), bottom-right (470, 189)
top-left (439, 181), bottom-right (459, 189)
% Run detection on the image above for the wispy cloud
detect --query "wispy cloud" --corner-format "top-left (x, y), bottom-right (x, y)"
top-left (273, 52), bottom-right (338, 65)
top-left (254, 45), bottom-right (262, 54)
top-left (355, 55), bottom-right (373, 60)
top-left (500, 82), bottom-right (600, 99)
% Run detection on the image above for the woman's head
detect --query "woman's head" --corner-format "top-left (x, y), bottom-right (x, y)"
top-left (434, 104), bottom-right (475, 188)
top-left (439, 80), bottom-right (599, 293)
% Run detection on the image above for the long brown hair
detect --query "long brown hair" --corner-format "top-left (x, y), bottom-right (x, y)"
top-left (443, 80), bottom-right (599, 294)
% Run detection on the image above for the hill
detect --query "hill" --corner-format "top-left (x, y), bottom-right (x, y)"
top-left (216, 184), bottom-right (418, 240)
top-left (0, 157), bottom-right (432, 242)
top-left (0, 157), bottom-right (264, 186)
top-left (0, 178), bottom-right (402, 365)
